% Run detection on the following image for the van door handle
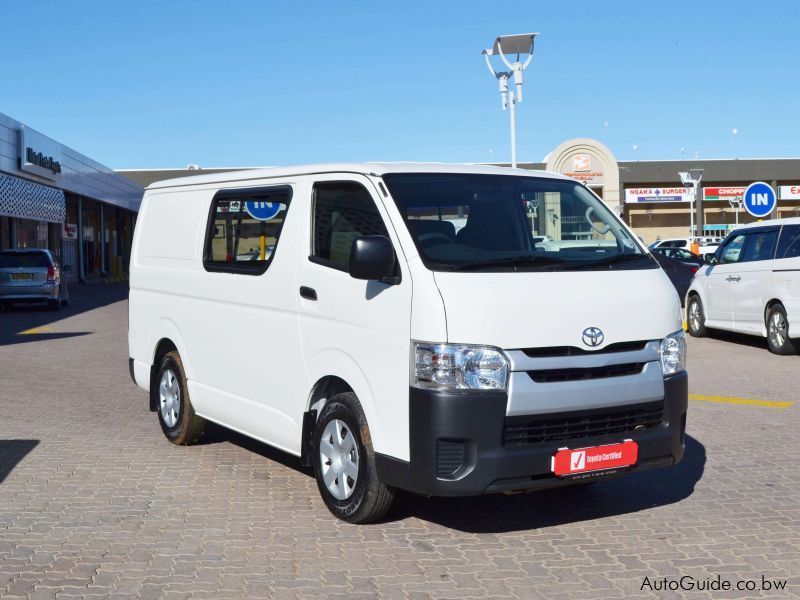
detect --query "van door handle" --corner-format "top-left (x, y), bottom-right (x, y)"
top-left (299, 286), bottom-right (318, 301)
top-left (726, 275), bottom-right (741, 282)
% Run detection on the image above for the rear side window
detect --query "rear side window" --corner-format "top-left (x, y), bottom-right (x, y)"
top-left (203, 186), bottom-right (292, 275)
top-left (311, 181), bottom-right (389, 270)
top-left (777, 225), bottom-right (800, 260)
top-left (0, 251), bottom-right (50, 268)
top-left (740, 230), bottom-right (778, 263)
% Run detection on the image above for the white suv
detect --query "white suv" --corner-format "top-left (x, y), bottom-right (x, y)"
top-left (650, 237), bottom-right (723, 257)
top-left (686, 218), bottom-right (800, 354)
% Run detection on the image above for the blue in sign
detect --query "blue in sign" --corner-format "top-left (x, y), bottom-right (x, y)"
top-left (245, 200), bottom-right (282, 221)
top-left (742, 181), bottom-right (776, 218)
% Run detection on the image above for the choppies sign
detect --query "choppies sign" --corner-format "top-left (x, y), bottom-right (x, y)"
top-left (18, 126), bottom-right (62, 180)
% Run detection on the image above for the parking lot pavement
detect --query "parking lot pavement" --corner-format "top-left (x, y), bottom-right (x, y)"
top-left (0, 285), bottom-right (798, 599)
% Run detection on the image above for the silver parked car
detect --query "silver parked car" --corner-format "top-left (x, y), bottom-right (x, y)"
top-left (0, 249), bottom-right (69, 309)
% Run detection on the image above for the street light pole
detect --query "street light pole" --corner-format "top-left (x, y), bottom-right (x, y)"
top-left (483, 33), bottom-right (538, 168)
top-left (679, 169), bottom-right (704, 237)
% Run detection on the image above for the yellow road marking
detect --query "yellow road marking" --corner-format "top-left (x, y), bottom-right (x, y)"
top-left (18, 326), bottom-right (53, 335)
top-left (689, 394), bottom-right (794, 409)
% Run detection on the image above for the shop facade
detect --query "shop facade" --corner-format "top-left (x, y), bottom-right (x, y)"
top-left (527, 139), bottom-right (800, 243)
top-left (0, 112), bottom-right (142, 281)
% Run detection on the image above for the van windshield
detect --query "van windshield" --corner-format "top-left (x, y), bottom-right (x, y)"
top-left (381, 173), bottom-right (655, 272)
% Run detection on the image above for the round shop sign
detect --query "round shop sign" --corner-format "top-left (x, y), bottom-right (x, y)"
top-left (742, 182), bottom-right (776, 218)
top-left (245, 200), bottom-right (282, 221)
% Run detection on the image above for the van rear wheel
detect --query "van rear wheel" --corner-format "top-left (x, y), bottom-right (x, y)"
top-left (687, 296), bottom-right (707, 337)
top-left (766, 304), bottom-right (797, 355)
top-left (312, 393), bottom-right (394, 524)
top-left (155, 351), bottom-right (206, 444)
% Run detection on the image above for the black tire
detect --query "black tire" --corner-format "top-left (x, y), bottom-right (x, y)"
top-left (312, 392), bottom-right (394, 524)
top-left (155, 351), bottom-right (206, 444)
top-left (766, 304), bottom-right (797, 355)
top-left (686, 295), bottom-right (707, 337)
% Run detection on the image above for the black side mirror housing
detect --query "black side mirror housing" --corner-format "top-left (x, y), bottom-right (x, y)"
top-left (704, 254), bottom-right (717, 265)
top-left (349, 235), bottom-right (400, 284)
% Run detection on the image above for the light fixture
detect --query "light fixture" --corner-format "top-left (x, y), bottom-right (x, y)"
top-left (482, 33), bottom-right (538, 168)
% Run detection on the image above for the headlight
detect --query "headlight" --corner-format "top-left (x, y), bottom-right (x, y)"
top-left (413, 342), bottom-right (509, 391)
top-left (659, 330), bottom-right (686, 376)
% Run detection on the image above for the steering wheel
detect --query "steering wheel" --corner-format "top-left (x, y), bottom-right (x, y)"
top-left (585, 207), bottom-right (611, 235)
top-left (418, 232), bottom-right (454, 246)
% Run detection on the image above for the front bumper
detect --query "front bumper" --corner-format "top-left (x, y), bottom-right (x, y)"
top-left (376, 371), bottom-right (688, 496)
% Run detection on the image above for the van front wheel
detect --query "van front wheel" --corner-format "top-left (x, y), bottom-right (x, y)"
top-left (312, 393), bottom-right (394, 523)
top-left (155, 351), bottom-right (206, 444)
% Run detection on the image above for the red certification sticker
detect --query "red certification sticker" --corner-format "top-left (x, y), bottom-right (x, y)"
top-left (552, 440), bottom-right (638, 477)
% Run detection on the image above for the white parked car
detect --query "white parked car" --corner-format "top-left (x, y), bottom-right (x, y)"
top-left (686, 217), bottom-right (800, 354)
top-left (128, 163), bottom-right (688, 523)
top-left (650, 237), bottom-right (723, 257)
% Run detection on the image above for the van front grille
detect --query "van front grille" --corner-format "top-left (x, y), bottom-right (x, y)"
top-left (520, 341), bottom-right (648, 358)
top-left (527, 362), bottom-right (646, 383)
top-left (503, 401), bottom-right (664, 447)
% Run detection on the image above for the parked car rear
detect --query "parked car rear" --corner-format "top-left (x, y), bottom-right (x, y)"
top-left (0, 249), bottom-right (69, 309)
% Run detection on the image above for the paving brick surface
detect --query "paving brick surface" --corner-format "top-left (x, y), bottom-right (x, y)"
top-left (0, 284), bottom-right (798, 598)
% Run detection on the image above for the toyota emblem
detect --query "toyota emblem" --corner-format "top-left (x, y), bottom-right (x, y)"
top-left (582, 327), bottom-right (604, 347)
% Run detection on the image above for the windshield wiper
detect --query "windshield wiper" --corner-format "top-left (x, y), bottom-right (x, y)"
top-left (449, 255), bottom-right (565, 272)
top-left (560, 253), bottom-right (652, 271)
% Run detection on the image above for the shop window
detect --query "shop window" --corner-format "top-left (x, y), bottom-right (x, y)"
top-left (311, 181), bottom-right (390, 270)
top-left (203, 186), bottom-right (292, 275)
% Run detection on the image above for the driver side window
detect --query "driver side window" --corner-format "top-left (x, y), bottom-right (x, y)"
top-left (720, 234), bottom-right (746, 264)
top-left (311, 181), bottom-right (390, 271)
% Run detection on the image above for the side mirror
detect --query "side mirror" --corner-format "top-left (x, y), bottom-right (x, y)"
top-left (349, 236), bottom-right (400, 284)
top-left (704, 254), bottom-right (717, 265)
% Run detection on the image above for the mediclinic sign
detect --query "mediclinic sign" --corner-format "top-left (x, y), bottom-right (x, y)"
top-left (624, 188), bottom-right (691, 203)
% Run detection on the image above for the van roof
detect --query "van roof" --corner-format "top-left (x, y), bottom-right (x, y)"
top-left (145, 162), bottom-right (570, 190)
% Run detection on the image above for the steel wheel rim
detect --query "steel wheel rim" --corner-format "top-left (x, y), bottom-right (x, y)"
top-left (769, 312), bottom-right (786, 348)
top-left (159, 369), bottom-right (180, 428)
top-left (689, 301), bottom-right (701, 332)
top-left (319, 419), bottom-right (359, 501)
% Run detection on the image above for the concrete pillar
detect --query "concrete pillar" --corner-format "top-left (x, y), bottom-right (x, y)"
top-left (99, 202), bottom-right (106, 275)
top-left (77, 196), bottom-right (86, 283)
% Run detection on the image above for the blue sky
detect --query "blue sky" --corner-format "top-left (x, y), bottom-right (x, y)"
top-left (2, 0), bottom-right (798, 168)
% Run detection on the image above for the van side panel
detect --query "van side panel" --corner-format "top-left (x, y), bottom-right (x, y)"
top-left (130, 183), bottom-right (310, 456)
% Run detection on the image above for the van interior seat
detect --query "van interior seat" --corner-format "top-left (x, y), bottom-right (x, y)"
top-left (456, 203), bottom-right (527, 251)
top-left (407, 219), bottom-right (457, 247)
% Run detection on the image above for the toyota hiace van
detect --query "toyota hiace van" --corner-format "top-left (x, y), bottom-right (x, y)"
top-left (128, 164), bottom-right (688, 523)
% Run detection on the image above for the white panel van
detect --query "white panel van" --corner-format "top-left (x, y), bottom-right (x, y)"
top-left (686, 217), bottom-right (800, 354)
top-left (129, 164), bottom-right (688, 523)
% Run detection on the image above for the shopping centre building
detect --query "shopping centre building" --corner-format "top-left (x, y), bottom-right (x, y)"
top-left (0, 112), bottom-right (142, 282)
top-left (4, 113), bottom-right (798, 283)
top-left (121, 138), bottom-right (800, 245)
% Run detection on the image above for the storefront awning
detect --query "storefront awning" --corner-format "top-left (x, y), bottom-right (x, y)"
top-left (0, 174), bottom-right (66, 223)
